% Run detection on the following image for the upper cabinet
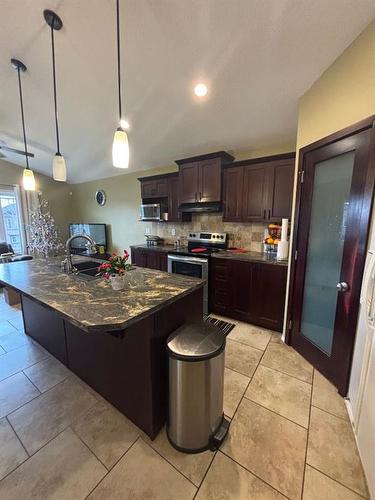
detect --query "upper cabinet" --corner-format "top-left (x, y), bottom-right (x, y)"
top-left (176, 152), bottom-right (234, 205)
top-left (140, 177), bottom-right (168, 198)
top-left (223, 154), bottom-right (295, 222)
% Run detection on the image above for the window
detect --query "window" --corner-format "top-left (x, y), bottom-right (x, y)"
top-left (0, 186), bottom-right (25, 254)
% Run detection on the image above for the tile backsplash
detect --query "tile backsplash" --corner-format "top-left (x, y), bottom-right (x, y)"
top-left (151, 214), bottom-right (268, 252)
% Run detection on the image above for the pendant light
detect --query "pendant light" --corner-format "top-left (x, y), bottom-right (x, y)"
top-left (44, 9), bottom-right (67, 182)
top-left (11, 59), bottom-right (35, 191)
top-left (112, 0), bottom-right (129, 168)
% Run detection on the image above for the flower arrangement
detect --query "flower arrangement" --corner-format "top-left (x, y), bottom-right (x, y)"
top-left (97, 250), bottom-right (132, 280)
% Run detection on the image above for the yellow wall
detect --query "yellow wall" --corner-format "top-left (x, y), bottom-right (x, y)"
top-left (70, 165), bottom-right (177, 253)
top-left (284, 19), bottom-right (375, 333)
top-left (0, 159), bottom-right (73, 240)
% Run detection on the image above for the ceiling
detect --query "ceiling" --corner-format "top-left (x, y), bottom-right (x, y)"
top-left (1, 1), bottom-right (374, 183)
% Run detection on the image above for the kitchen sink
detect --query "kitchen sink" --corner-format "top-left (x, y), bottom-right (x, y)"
top-left (74, 261), bottom-right (101, 272)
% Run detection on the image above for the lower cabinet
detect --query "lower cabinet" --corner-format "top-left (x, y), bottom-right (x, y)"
top-left (22, 295), bottom-right (68, 364)
top-left (209, 258), bottom-right (287, 332)
top-left (131, 247), bottom-right (168, 272)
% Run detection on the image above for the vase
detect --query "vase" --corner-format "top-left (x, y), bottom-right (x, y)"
top-left (110, 275), bottom-right (125, 291)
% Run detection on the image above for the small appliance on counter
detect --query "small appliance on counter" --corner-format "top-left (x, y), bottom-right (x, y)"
top-left (277, 218), bottom-right (289, 261)
top-left (145, 235), bottom-right (164, 247)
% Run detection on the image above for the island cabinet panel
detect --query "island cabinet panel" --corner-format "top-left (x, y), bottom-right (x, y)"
top-left (209, 258), bottom-right (287, 332)
top-left (22, 295), bottom-right (67, 364)
top-left (223, 166), bottom-right (244, 222)
top-left (65, 287), bottom-right (203, 439)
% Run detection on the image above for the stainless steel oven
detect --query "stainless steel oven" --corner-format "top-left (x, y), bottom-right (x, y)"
top-left (167, 254), bottom-right (209, 314)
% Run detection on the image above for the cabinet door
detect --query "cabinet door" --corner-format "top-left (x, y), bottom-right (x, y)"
top-left (268, 161), bottom-right (294, 221)
top-left (231, 260), bottom-right (253, 321)
top-left (155, 178), bottom-right (168, 197)
top-left (168, 176), bottom-right (180, 222)
top-left (209, 258), bottom-right (232, 314)
top-left (242, 165), bottom-right (268, 222)
top-left (223, 166), bottom-right (244, 221)
top-left (141, 179), bottom-right (168, 198)
top-left (146, 251), bottom-right (161, 270)
top-left (133, 248), bottom-right (147, 267)
top-left (198, 158), bottom-right (221, 203)
top-left (159, 252), bottom-right (168, 272)
top-left (251, 263), bottom-right (287, 332)
top-left (179, 162), bottom-right (199, 204)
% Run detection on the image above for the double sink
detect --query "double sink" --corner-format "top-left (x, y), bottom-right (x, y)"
top-left (73, 260), bottom-right (101, 279)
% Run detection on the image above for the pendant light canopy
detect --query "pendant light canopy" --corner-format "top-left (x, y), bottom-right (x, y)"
top-left (44, 9), bottom-right (67, 182)
top-left (11, 59), bottom-right (35, 191)
top-left (112, 0), bottom-right (129, 169)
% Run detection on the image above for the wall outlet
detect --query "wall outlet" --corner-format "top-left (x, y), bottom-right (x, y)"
top-left (145, 227), bottom-right (151, 235)
top-left (171, 228), bottom-right (176, 236)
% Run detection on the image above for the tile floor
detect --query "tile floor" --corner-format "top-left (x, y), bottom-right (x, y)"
top-left (0, 294), bottom-right (370, 499)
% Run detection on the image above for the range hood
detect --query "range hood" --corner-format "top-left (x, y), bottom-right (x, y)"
top-left (178, 202), bottom-right (222, 213)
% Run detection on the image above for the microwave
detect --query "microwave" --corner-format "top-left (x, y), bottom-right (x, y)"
top-left (140, 203), bottom-right (161, 221)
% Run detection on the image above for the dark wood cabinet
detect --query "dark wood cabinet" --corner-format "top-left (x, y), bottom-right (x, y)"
top-left (177, 152), bottom-right (234, 205)
top-left (131, 247), bottom-right (168, 272)
top-left (209, 258), bottom-right (287, 332)
top-left (223, 153), bottom-right (295, 223)
top-left (223, 166), bottom-right (244, 222)
top-left (242, 164), bottom-right (269, 222)
top-left (167, 174), bottom-right (192, 223)
top-left (141, 177), bottom-right (168, 198)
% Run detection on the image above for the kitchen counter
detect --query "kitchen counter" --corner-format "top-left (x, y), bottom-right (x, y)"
top-left (130, 244), bottom-right (175, 252)
top-left (0, 257), bottom-right (204, 332)
top-left (212, 250), bottom-right (289, 266)
top-left (0, 256), bottom-right (203, 439)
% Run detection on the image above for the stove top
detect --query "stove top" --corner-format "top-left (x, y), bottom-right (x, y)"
top-left (168, 231), bottom-right (227, 258)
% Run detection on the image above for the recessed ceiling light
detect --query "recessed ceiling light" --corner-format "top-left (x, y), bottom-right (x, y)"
top-left (120, 119), bottom-right (130, 130)
top-left (194, 83), bottom-right (208, 97)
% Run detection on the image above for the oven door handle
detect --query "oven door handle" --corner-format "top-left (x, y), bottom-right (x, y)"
top-left (167, 254), bottom-right (208, 264)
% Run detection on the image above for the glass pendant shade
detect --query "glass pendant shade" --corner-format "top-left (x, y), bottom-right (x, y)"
top-left (23, 168), bottom-right (36, 191)
top-left (112, 128), bottom-right (129, 168)
top-left (52, 153), bottom-right (67, 182)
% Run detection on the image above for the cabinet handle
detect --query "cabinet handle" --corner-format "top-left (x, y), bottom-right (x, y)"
top-left (199, 191), bottom-right (202, 201)
top-left (268, 209), bottom-right (271, 219)
top-left (263, 209), bottom-right (266, 219)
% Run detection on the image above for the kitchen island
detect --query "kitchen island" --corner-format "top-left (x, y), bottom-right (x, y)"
top-left (0, 258), bottom-right (204, 439)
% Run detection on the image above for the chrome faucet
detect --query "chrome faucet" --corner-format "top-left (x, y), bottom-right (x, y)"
top-left (61, 234), bottom-right (97, 273)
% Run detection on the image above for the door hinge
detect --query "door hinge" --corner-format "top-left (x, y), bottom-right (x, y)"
top-left (300, 170), bottom-right (305, 183)
top-left (294, 250), bottom-right (298, 261)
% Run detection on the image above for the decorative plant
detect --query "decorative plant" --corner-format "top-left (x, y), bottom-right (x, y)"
top-left (27, 197), bottom-right (64, 258)
top-left (97, 250), bottom-right (132, 280)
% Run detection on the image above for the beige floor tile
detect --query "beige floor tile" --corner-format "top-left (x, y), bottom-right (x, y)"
top-left (143, 427), bottom-right (214, 487)
top-left (73, 400), bottom-right (140, 470)
top-left (245, 365), bottom-right (311, 428)
top-left (0, 418), bottom-right (28, 481)
top-left (307, 407), bottom-right (368, 497)
top-left (222, 398), bottom-right (307, 500)
top-left (225, 339), bottom-right (262, 377)
top-left (228, 323), bottom-right (272, 351)
top-left (0, 321), bottom-right (17, 338)
top-left (312, 370), bottom-right (348, 420)
top-left (270, 332), bottom-right (283, 344)
top-left (0, 372), bottom-right (40, 418)
top-left (303, 465), bottom-right (364, 500)
top-left (0, 343), bottom-right (48, 382)
top-left (23, 356), bottom-right (71, 392)
top-left (0, 331), bottom-right (31, 353)
top-left (7, 316), bottom-right (24, 332)
top-left (8, 376), bottom-right (97, 455)
top-left (0, 427), bottom-right (106, 500)
top-left (196, 451), bottom-right (287, 499)
top-left (87, 438), bottom-right (196, 500)
top-left (224, 368), bottom-right (250, 418)
top-left (261, 342), bottom-right (313, 383)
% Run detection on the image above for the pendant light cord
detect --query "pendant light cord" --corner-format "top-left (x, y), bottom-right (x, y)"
top-left (50, 20), bottom-right (60, 154)
top-left (116, 0), bottom-right (122, 123)
top-left (16, 67), bottom-right (30, 169)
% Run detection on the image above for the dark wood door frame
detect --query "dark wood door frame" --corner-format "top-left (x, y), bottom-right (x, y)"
top-left (286, 115), bottom-right (375, 395)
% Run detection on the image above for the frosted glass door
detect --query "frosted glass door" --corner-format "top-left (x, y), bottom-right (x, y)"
top-left (300, 151), bottom-right (355, 355)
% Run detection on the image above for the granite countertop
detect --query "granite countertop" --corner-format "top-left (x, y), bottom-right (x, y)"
top-left (212, 250), bottom-right (289, 266)
top-left (0, 257), bottom-right (204, 333)
top-left (130, 244), bottom-right (175, 252)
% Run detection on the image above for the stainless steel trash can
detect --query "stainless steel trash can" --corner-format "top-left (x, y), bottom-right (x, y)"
top-left (166, 322), bottom-right (230, 453)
